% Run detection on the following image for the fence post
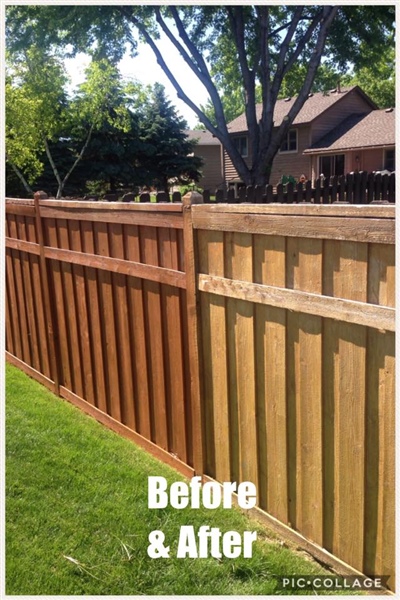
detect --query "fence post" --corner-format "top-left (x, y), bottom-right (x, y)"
top-left (182, 191), bottom-right (204, 476)
top-left (33, 192), bottom-right (61, 395)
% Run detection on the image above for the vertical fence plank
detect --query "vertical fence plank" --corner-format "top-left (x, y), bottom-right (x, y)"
top-left (43, 218), bottom-right (71, 391)
top-left (15, 215), bottom-right (41, 371)
top-left (182, 192), bottom-right (204, 474)
top-left (7, 215), bottom-right (32, 366)
top-left (253, 234), bottom-right (288, 523)
top-left (123, 224), bottom-right (151, 439)
top-left (140, 226), bottom-right (168, 449)
top-left (364, 242), bottom-right (395, 586)
top-left (5, 217), bottom-right (23, 360)
top-left (68, 220), bottom-right (95, 406)
top-left (198, 229), bottom-right (229, 481)
top-left (93, 221), bottom-right (122, 421)
top-left (57, 218), bottom-right (84, 398)
top-left (108, 222), bottom-right (136, 429)
top-left (225, 231), bottom-right (258, 488)
top-left (80, 220), bottom-right (108, 414)
top-left (323, 239), bottom-right (367, 572)
top-left (25, 217), bottom-right (51, 379)
top-left (158, 227), bottom-right (187, 463)
top-left (286, 237), bottom-right (323, 545)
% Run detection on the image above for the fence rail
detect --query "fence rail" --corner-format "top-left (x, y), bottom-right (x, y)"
top-left (5, 194), bottom-right (395, 590)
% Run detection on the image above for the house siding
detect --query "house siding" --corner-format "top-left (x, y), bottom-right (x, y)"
top-left (225, 128), bottom-right (312, 186)
top-left (195, 145), bottom-right (224, 191)
top-left (270, 126), bottom-right (311, 185)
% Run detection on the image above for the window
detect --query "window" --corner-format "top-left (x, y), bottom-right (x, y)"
top-left (319, 154), bottom-right (345, 178)
top-left (384, 149), bottom-right (395, 171)
top-left (233, 136), bottom-right (248, 157)
top-left (280, 129), bottom-right (298, 153)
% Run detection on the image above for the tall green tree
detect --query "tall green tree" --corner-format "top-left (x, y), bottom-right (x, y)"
top-left (138, 84), bottom-right (202, 192)
top-left (6, 5), bottom-right (395, 185)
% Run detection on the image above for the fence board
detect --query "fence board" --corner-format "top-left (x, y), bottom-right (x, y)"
top-left (93, 221), bottom-right (122, 421)
top-left (286, 237), bottom-right (323, 545)
top-left (140, 226), bottom-right (168, 449)
top-left (253, 235), bottom-right (288, 523)
top-left (79, 220), bottom-right (108, 414)
top-left (57, 219), bottom-right (85, 398)
top-left (225, 232), bottom-right (258, 488)
top-left (5, 219), bottom-right (23, 360)
top-left (7, 215), bottom-right (32, 366)
top-left (323, 240), bottom-right (368, 572)
top-left (43, 219), bottom-right (72, 390)
top-left (25, 217), bottom-right (51, 379)
top-left (123, 224), bottom-right (152, 439)
top-left (107, 222), bottom-right (136, 429)
top-left (198, 230), bottom-right (230, 482)
top-left (68, 219), bottom-right (96, 406)
top-left (16, 215), bottom-right (42, 373)
top-left (192, 212), bottom-right (394, 244)
top-left (158, 227), bottom-right (187, 463)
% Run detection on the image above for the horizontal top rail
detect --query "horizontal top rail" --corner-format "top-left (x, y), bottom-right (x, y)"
top-left (192, 203), bottom-right (395, 219)
top-left (6, 198), bottom-right (183, 212)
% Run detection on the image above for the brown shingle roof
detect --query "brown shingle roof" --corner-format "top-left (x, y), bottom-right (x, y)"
top-left (227, 86), bottom-right (376, 133)
top-left (304, 109), bottom-right (395, 154)
top-left (185, 129), bottom-right (221, 145)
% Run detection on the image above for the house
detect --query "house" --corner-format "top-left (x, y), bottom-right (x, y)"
top-left (224, 86), bottom-right (395, 187)
top-left (185, 129), bottom-right (224, 191)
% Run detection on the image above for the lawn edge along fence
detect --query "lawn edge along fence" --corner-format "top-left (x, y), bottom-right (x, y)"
top-left (5, 193), bottom-right (395, 591)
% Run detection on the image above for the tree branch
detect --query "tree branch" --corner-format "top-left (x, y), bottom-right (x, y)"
top-left (7, 160), bottom-right (34, 195)
top-left (115, 5), bottom-right (250, 182)
top-left (61, 123), bottom-right (94, 189)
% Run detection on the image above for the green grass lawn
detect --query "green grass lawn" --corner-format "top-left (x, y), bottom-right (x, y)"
top-left (6, 363), bottom-right (344, 595)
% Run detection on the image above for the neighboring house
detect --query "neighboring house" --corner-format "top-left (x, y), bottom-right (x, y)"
top-left (185, 129), bottom-right (224, 191)
top-left (224, 86), bottom-right (395, 187)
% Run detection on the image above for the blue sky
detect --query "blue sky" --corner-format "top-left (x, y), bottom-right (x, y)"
top-left (64, 33), bottom-right (210, 129)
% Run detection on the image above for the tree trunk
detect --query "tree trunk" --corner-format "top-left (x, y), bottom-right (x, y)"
top-left (8, 162), bottom-right (34, 196)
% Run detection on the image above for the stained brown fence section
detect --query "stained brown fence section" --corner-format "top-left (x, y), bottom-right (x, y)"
top-left (5, 198), bottom-right (199, 476)
top-left (5, 196), bottom-right (395, 589)
top-left (193, 203), bottom-right (395, 589)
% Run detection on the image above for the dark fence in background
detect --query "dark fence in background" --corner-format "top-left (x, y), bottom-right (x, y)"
top-left (87, 172), bottom-right (395, 205)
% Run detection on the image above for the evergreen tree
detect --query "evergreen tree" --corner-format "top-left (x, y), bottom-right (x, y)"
top-left (138, 84), bottom-right (202, 192)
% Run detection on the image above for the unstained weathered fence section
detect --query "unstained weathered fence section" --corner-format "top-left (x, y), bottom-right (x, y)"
top-left (193, 202), bottom-right (395, 588)
top-left (5, 195), bottom-right (395, 590)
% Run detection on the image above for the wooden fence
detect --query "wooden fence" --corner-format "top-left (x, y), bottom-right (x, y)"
top-left (5, 195), bottom-right (395, 590)
top-left (90, 171), bottom-right (395, 205)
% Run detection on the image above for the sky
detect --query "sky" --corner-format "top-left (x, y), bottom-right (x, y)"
top-left (64, 33), bottom-right (210, 129)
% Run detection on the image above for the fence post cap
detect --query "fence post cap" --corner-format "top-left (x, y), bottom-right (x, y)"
top-left (34, 190), bottom-right (48, 200)
top-left (182, 191), bottom-right (204, 206)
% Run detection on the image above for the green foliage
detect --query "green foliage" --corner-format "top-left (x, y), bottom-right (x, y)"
top-left (138, 84), bottom-right (203, 191)
top-left (341, 47), bottom-right (395, 109)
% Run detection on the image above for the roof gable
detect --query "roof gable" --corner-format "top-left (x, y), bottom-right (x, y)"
top-left (227, 86), bottom-right (377, 134)
top-left (304, 108), bottom-right (395, 154)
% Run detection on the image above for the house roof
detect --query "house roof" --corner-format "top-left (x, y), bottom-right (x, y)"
top-left (303, 108), bottom-right (395, 154)
top-left (185, 129), bottom-right (221, 145)
top-left (227, 86), bottom-right (377, 133)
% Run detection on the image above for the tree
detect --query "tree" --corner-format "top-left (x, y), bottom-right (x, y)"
top-left (6, 5), bottom-right (395, 185)
top-left (342, 46), bottom-right (395, 109)
top-left (138, 84), bottom-right (202, 192)
top-left (6, 48), bottom-right (138, 197)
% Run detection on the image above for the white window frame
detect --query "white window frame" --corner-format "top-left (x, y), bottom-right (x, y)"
top-left (279, 129), bottom-right (298, 154)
